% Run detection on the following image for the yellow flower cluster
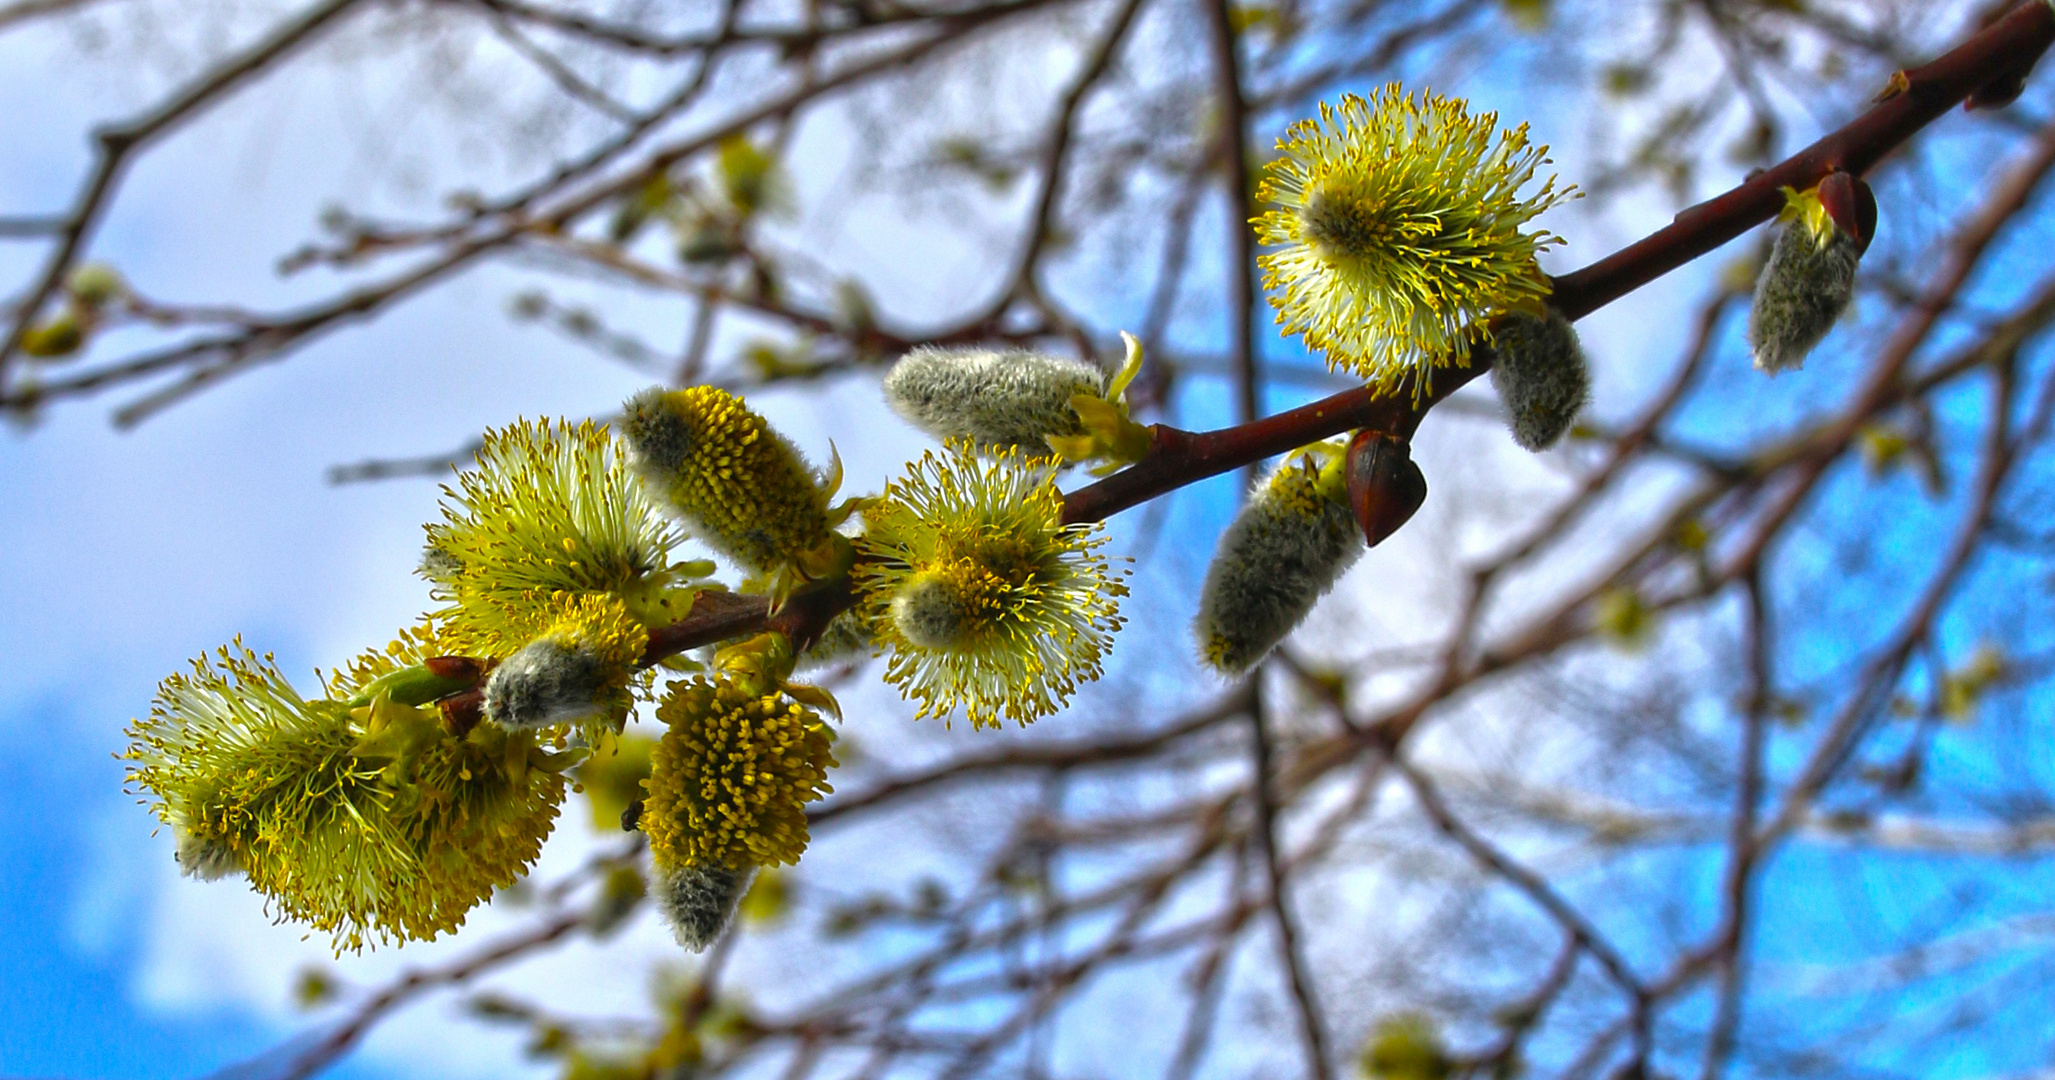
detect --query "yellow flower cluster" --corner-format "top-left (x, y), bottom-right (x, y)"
top-left (619, 387), bottom-right (833, 576)
top-left (641, 675), bottom-right (837, 871)
top-left (854, 441), bottom-right (1127, 728)
top-left (125, 642), bottom-right (569, 951)
top-left (423, 419), bottom-right (688, 656)
top-left (1254, 84), bottom-right (1574, 395)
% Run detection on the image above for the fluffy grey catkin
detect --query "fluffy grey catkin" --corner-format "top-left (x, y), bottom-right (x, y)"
top-left (1488, 307), bottom-right (1590, 452)
top-left (797, 609), bottom-right (872, 672)
top-left (1194, 458), bottom-right (1363, 674)
top-left (1747, 225), bottom-right (1859, 375)
top-left (655, 862), bottom-right (755, 951)
top-left (175, 828), bottom-right (243, 881)
top-left (483, 637), bottom-right (614, 729)
top-left (889, 571), bottom-right (978, 650)
top-left (884, 347), bottom-right (1105, 453)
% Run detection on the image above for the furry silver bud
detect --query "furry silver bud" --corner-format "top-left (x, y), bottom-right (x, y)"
top-left (655, 862), bottom-right (755, 951)
top-left (417, 542), bottom-right (462, 587)
top-left (798, 610), bottom-right (871, 672)
top-left (1748, 225), bottom-right (1859, 375)
top-left (174, 828), bottom-right (243, 881)
top-left (884, 346), bottom-right (1106, 453)
top-left (483, 637), bottom-right (614, 729)
top-left (1487, 308), bottom-right (1590, 451)
top-left (1195, 456), bottom-right (1363, 675)
top-left (889, 570), bottom-right (978, 650)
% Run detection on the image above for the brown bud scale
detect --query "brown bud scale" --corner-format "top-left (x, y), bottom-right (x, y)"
top-left (1346, 430), bottom-right (1428, 547)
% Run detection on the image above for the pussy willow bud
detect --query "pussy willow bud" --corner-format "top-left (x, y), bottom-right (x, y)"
top-left (1195, 449), bottom-right (1363, 674)
top-left (174, 827), bottom-right (243, 881)
top-left (481, 596), bottom-right (647, 730)
top-left (483, 640), bottom-right (612, 729)
top-left (1748, 173), bottom-right (1874, 375)
top-left (1486, 307), bottom-right (1589, 451)
top-left (889, 569), bottom-right (980, 649)
top-left (1345, 431), bottom-right (1427, 546)
top-left (797, 610), bottom-right (871, 672)
top-left (884, 346), bottom-right (1106, 453)
top-left (655, 863), bottom-right (755, 951)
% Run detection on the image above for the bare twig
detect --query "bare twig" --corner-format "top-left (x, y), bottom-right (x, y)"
top-left (0, 0), bottom-right (366, 386)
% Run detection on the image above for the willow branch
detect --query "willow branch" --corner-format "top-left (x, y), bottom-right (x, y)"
top-left (275, 910), bottom-right (584, 1080)
top-left (1064, 0), bottom-right (2055, 525)
top-left (1205, 0), bottom-right (1261, 429)
top-left (435, 1), bottom-right (2055, 727)
top-left (0, 0), bottom-right (364, 387)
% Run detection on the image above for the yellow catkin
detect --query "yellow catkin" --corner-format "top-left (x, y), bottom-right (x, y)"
top-left (125, 641), bottom-right (569, 952)
top-left (423, 418), bottom-right (681, 657)
top-left (852, 440), bottom-right (1128, 729)
top-left (641, 676), bottom-right (837, 872)
top-left (1254, 84), bottom-right (1575, 395)
top-left (619, 386), bottom-right (831, 574)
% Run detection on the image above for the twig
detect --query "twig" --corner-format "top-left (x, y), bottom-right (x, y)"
top-left (809, 689), bottom-right (1248, 827)
top-left (273, 910), bottom-right (585, 1080)
top-left (1699, 572), bottom-right (1772, 1080)
top-left (1246, 680), bottom-right (1332, 1080)
top-left (1203, 0), bottom-right (1261, 431)
top-left (0, 0), bottom-right (119, 32)
top-left (0, 0), bottom-right (366, 387)
top-left (1392, 755), bottom-right (1645, 999)
top-left (978, 0), bottom-right (1148, 323)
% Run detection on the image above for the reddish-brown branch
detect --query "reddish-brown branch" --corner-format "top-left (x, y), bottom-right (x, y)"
top-left (433, 0), bottom-right (2055, 727)
top-left (1064, 0), bottom-right (2055, 526)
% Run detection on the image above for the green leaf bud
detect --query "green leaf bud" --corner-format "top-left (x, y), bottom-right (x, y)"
top-left (586, 863), bottom-right (647, 937)
top-left (716, 134), bottom-right (778, 217)
top-left (655, 862), bottom-right (755, 951)
top-left (884, 346), bottom-right (1106, 453)
top-left (1360, 1014), bottom-right (1452, 1080)
top-left (676, 206), bottom-right (742, 264)
top-left (608, 174), bottom-right (673, 243)
top-left (64, 262), bottom-right (125, 307)
top-left (343, 657), bottom-right (483, 709)
top-left (1195, 447), bottom-right (1363, 674)
top-left (20, 312), bottom-right (84, 358)
top-left (1486, 306), bottom-right (1590, 451)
